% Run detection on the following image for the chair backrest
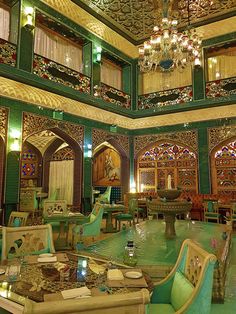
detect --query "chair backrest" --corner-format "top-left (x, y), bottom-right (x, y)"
top-left (231, 203), bottom-right (236, 220)
top-left (19, 189), bottom-right (38, 213)
top-left (8, 211), bottom-right (29, 227)
top-left (204, 201), bottom-right (219, 213)
top-left (128, 198), bottom-right (138, 215)
top-left (97, 186), bottom-right (112, 204)
top-left (1, 224), bottom-right (55, 260)
top-left (43, 200), bottom-right (68, 217)
top-left (23, 288), bottom-right (150, 314)
top-left (152, 239), bottom-right (217, 313)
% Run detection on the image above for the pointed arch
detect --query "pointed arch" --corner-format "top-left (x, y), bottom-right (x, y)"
top-left (210, 136), bottom-right (236, 198)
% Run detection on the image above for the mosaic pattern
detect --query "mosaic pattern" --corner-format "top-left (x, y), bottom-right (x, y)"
top-left (75, 0), bottom-right (236, 43)
top-left (0, 107), bottom-right (8, 142)
top-left (51, 147), bottom-right (74, 160)
top-left (206, 77), bottom-right (236, 99)
top-left (140, 170), bottom-right (155, 187)
top-left (21, 163), bottom-right (37, 177)
top-left (23, 113), bottom-right (84, 150)
top-left (92, 128), bottom-right (129, 157)
top-left (138, 86), bottom-right (192, 110)
top-left (178, 169), bottom-right (197, 188)
top-left (33, 54), bottom-right (91, 94)
top-left (134, 130), bottom-right (198, 157)
top-left (208, 125), bottom-right (236, 152)
top-left (100, 83), bottom-right (131, 109)
top-left (0, 38), bottom-right (16, 67)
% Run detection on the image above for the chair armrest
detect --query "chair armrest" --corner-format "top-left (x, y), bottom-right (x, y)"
top-left (151, 277), bottom-right (174, 303)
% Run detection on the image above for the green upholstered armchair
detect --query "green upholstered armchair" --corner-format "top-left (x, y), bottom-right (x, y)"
top-left (114, 198), bottom-right (136, 230)
top-left (96, 186), bottom-right (112, 204)
top-left (147, 239), bottom-right (217, 314)
top-left (72, 206), bottom-right (104, 248)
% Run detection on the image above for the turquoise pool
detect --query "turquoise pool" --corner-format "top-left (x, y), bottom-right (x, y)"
top-left (85, 220), bottom-right (228, 266)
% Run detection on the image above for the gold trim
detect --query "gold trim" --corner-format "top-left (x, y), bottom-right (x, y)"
top-left (0, 77), bottom-right (235, 130)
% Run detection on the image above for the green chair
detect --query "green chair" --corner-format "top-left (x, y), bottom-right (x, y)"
top-left (203, 201), bottom-right (220, 223)
top-left (96, 186), bottom-right (112, 204)
top-left (19, 189), bottom-right (38, 218)
top-left (8, 211), bottom-right (29, 227)
top-left (114, 198), bottom-right (136, 230)
top-left (147, 239), bottom-right (217, 314)
top-left (72, 206), bottom-right (104, 248)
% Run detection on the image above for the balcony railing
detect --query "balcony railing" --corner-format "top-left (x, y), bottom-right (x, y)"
top-left (138, 85), bottom-right (193, 110)
top-left (33, 54), bottom-right (91, 94)
top-left (0, 38), bottom-right (17, 67)
top-left (100, 82), bottom-right (131, 109)
top-left (206, 77), bottom-right (236, 99)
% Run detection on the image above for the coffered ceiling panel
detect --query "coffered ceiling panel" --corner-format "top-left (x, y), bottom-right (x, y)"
top-left (72, 0), bottom-right (236, 44)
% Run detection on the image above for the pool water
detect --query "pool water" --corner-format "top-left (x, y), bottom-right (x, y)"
top-left (85, 220), bottom-right (227, 266)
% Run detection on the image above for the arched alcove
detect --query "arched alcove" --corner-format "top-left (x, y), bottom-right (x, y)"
top-left (210, 137), bottom-right (236, 198)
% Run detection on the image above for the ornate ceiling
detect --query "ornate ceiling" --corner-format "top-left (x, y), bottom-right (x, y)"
top-left (72, 0), bottom-right (236, 44)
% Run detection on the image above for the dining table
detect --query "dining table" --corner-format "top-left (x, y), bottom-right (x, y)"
top-left (43, 212), bottom-right (87, 250)
top-left (102, 203), bottom-right (126, 233)
top-left (0, 252), bottom-right (152, 313)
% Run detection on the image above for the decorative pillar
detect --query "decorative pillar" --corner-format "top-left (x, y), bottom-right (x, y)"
top-left (193, 66), bottom-right (205, 101)
top-left (198, 127), bottom-right (210, 194)
top-left (83, 126), bottom-right (93, 213)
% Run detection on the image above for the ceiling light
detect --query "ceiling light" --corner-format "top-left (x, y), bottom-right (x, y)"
top-left (138, 0), bottom-right (203, 72)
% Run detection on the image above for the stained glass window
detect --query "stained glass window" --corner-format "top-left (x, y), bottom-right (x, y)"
top-left (138, 142), bottom-right (198, 192)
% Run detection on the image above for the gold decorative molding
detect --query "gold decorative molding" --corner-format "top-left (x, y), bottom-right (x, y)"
top-left (92, 128), bottom-right (129, 156)
top-left (0, 77), bottom-right (235, 130)
top-left (208, 125), bottom-right (236, 152)
top-left (42, 0), bottom-right (138, 58)
top-left (0, 106), bottom-right (8, 142)
top-left (134, 130), bottom-right (198, 157)
top-left (23, 113), bottom-right (84, 149)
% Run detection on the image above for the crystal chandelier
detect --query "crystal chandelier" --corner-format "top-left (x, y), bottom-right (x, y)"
top-left (138, 0), bottom-right (203, 72)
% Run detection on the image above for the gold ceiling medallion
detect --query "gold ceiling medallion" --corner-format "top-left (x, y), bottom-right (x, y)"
top-left (138, 0), bottom-right (209, 72)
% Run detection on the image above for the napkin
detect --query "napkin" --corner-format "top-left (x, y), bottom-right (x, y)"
top-left (37, 256), bottom-right (57, 263)
top-left (107, 269), bottom-right (124, 281)
top-left (61, 287), bottom-right (91, 299)
top-left (88, 260), bottom-right (106, 274)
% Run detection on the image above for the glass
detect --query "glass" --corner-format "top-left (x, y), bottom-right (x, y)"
top-left (123, 241), bottom-right (137, 267)
top-left (77, 257), bottom-right (87, 282)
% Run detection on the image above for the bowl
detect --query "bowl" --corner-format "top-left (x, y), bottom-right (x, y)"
top-left (157, 189), bottom-right (182, 201)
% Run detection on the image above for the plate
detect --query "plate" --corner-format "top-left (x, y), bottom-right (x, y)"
top-left (39, 253), bottom-right (53, 258)
top-left (124, 271), bottom-right (142, 279)
top-left (0, 268), bottom-right (5, 275)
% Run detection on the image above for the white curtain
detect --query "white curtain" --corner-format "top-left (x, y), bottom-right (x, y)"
top-left (49, 160), bottom-right (74, 205)
top-left (141, 65), bottom-right (192, 94)
top-left (34, 26), bottom-right (83, 72)
top-left (101, 58), bottom-right (122, 90)
top-left (0, 6), bottom-right (10, 41)
top-left (207, 54), bottom-right (236, 81)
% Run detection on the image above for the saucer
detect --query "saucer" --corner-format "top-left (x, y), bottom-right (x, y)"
top-left (124, 271), bottom-right (142, 279)
top-left (39, 253), bottom-right (53, 258)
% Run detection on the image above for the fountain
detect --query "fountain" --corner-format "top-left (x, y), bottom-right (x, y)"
top-left (148, 176), bottom-right (192, 238)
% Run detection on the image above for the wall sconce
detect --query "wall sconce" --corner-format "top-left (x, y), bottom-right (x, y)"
top-left (10, 129), bottom-right (21, 152)
top-left (87, 144), bottom-right (92, 158)
top-left (95, 46), bottom-right (102, 63)
top-left (130, 181), bottom-right (136, 193)
top-left (24, 7), bottom-right (35, 31)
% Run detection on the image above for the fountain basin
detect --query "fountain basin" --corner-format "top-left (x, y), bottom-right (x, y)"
top-left (157, 189), bottom-right (181, 200)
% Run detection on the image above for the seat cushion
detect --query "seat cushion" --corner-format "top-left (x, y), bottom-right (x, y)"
top-left (171, 271), bottom-right (194, 311)
top-left (147, 303), bottom-right (175, 314)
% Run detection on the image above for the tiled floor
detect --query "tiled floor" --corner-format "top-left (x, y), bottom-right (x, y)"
top-left (60, 219), bottom-right (236, 313)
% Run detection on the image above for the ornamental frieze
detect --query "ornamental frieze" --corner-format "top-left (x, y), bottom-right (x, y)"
top-left (134, 130), bottom-right (198, 157)
top-left (92, 129), bottom-right (129, 157)
top-left (0, 106), bottom-right (8, 142)
top-left (23, 113), bottom-right (84, 149)
top-left (208, 125), bottom-right (236, 152)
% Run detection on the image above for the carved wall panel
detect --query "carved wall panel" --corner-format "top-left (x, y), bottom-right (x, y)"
top-left (208, 125), bottom-right (236, 152)
top-left (92, 128), bottom-right (129, 156)
top-left (0, 106), bottom-right (8, 142)
top-left (22, 113), bottom-right (84, 149)
top-left (134, 130), bottom-right (198, 157)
